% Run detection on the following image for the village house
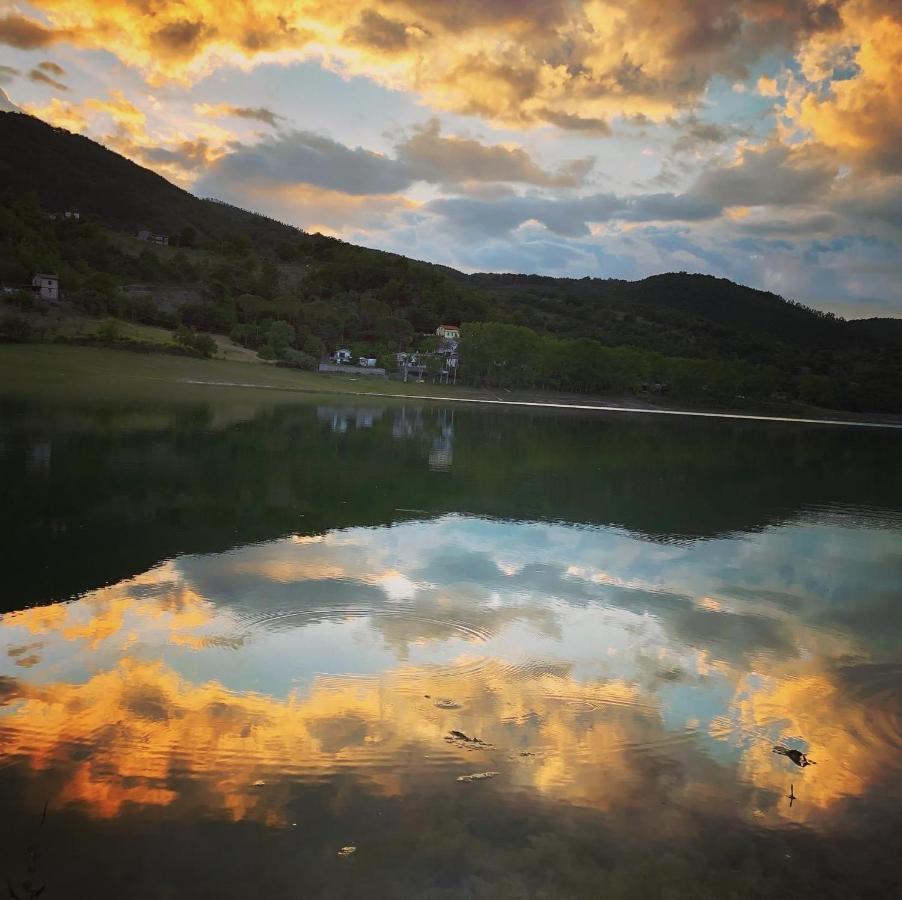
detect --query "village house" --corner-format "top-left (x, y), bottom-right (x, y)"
top-left (31, 273), bottom-right (59, 301)
top-left (435, 324), bottom-right (460, 340)
top-left (137, 229), bottom-right (169, 246)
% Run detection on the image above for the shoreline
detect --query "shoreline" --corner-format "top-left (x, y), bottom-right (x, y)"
top-left (180, 377), bottom-right (902, 430)
top-left (3, 343), bottom-right (901, 430)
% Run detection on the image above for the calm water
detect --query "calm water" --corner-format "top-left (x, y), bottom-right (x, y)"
top-left (1, 386), bottom-right (901, 898)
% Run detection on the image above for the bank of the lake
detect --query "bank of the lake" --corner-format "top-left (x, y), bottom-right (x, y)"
top-left (3, 342), bottom-right (901, 429)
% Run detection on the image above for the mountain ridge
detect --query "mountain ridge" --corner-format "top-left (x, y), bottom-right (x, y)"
top-left (2, 110), bottom-right (901, 412)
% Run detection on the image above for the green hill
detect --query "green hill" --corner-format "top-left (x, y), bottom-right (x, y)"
top-left (1, 110), bottom-right (900, 412)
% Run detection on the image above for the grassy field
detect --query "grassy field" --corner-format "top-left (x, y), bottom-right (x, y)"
top-left (0, 342), bottom-right (518, 406)
top-left (2, 343), bottom-right (900, 430)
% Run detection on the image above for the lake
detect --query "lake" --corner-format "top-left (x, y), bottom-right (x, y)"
top-left (1, 370), bottom-right (901, 898)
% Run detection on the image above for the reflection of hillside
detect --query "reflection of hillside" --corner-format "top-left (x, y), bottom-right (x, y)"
top-left (2, 395), bottom-right (901, 610)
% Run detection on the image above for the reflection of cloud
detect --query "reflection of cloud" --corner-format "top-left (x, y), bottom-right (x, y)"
top-left (1, 511), bottom-right (899, 833)
top-left (723, 662), bottom-right (902, 816)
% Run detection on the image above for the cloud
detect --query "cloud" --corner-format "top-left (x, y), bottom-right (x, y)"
top-left (84, 89), bottom-right (147, 136)
top-left (0, 64), bottom-right (20, 85)
top-left (28, 68), bottom-right (69, 91)
top-left (684, 142), bottom-right (837, 207)
top-left (11, 1), bottom-right (850, 128)
top-left (395, 119), bottom-right (594, 188)
top-left (757, 75), bottom-right (779, 96)
top-left (420, 142), bottom-right (837, 238)
top-left (200, 130), bottom-right (411, 196)
top-left (196, 121), bottom-right (595, 201)
top-left (21, 97), bottom-right (87, 131)
top-left (0, 12), bottom-right (67, 49)
top-left (195, 103), bottom-right (283, 127)
top-left (788, 0), bottom-right (902, 173)
top-left (670, 114), bottom-right (745, 155)
top-left (38, 60), bottom-right (66, 77)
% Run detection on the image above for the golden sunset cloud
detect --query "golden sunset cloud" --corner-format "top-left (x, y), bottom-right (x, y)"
top-left (791, 0), bottom-right (902, 172)
top-left (4, 1), bottom-right (860, 129)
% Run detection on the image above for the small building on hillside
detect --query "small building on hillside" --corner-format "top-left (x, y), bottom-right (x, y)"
top-left (31, 273), bottom-right (59, 301)
top-left (435, 324), bottom-right (460, 340)
top-left (137, 229), bottom-right (169, 246)
top-left (331, 348), bottom-right (352, 364)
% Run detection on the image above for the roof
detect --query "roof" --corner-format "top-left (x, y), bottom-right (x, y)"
top-left (438, 323), bottom-right (460, 329)
top-left (33, 273), bottom-right (59, 280)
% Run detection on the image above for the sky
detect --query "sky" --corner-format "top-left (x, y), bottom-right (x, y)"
top-left (1, 0), bottom-right (900, 317)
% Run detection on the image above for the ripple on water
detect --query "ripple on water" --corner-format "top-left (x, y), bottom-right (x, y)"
top-left (837, 663), bottom-right (902, 760)
top-left (236, 603), bottom-right (495, 644)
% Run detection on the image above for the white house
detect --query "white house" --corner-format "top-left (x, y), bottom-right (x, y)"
top-left (435, 324), bottom-right (461, 340)
top-left (332, 348), bottom-right (352, 364)
top-left (137, 229), bottom-right (169, 246)
top-left (32, 273), bottom-right (59, 301)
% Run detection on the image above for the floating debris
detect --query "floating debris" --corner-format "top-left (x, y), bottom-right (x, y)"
top-left (252, 779), bottom-right (265, 786)
top-left (519, 751), bottom-right (536, 757)
top-left (434, 698), bottom-right (461, 710)
top-left (445, 730), bottom-right (493, 750)
top-left (337, 846), bottom-right (357, 857)
top-left (456, 771), bottom-right (499, 782)
top-left (773, 746), bottom-right (816, 767)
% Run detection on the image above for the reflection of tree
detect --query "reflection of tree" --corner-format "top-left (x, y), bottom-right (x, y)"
top-left (3, 394), bottom-right (901, 610)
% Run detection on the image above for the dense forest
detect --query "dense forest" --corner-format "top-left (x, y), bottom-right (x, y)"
top-left (2, 111), bottom-right (901, 412)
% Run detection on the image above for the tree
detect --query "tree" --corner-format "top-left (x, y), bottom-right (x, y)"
top-left (179, 225), bottom-right (196, 248)
top-left (799, 373), bottom-right (837, 407)
top-left (266, 320), bottom-right (295, 357)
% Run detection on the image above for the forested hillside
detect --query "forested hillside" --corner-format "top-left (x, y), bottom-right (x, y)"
top-left (2, 111), bottom-right (901, 412)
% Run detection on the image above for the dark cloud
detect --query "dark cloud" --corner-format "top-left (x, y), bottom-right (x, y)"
top-left (343, 10), bottom-right (415, 52)
top-left (199, 104), bottom-right (283, 127)
top-left (37, 60), bottom-right (66, 77)
top-left (395, 119), bottom-right (594, 187)
top-left (0, 65), bottom-right (19, 85)
top-left (685, 144), bottom-right (837, 207)
top-left (537, 109), bottom-right (611, 134)
top-left (0, 13), bottom-right (63, 48)
top-left (28, 68), bottom-right (69, 91)
top-left (737, 214), bottom-right (838, 236)
top-left (670, 114), bottom-right (746, 155)
top-left (831, 175), bottom-right (902, 232)
top-left (230, 106), bottom-right (282, 127)
top-left (199, 122), bottom-right (597, 198)
top-left (201, 131), bottom-right (410, 196)
top-left (151, 19), bottom-right (212, 57)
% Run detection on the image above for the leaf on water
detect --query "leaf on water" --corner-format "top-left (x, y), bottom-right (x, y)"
top-left (456, 772), bottom-right (499, 782)
top-left (434, 698), bottom-right (461, 710)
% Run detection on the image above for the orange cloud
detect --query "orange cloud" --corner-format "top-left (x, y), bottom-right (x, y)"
top-left (14, 1), bottom-right (849, 128)
top-left (713, 659), bottom-right (900, 821)
top-left (789, 0), bottom-right (902, 172)
top-left (21, 96), bottom-right (88, 131)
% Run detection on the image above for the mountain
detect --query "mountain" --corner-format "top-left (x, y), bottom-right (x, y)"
top-left (0, 111), bottom-right (297, 246)
top-left (1, 110), bottom-right (901, 412)
top-left (848, 317), bottom-right (902, 347)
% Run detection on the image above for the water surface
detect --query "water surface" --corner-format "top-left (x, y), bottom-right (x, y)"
top-left (1, 387), bottom-right (901, 898)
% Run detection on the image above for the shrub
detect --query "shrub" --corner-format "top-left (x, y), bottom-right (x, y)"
top-left (0, 314), bottom-right (35, 342)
